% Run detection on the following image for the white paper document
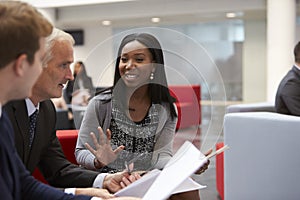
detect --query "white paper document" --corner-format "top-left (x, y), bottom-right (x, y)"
top-left (115, 141), bottom-right (208, 200)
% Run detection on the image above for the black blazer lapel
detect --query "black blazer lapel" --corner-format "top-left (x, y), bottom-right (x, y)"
top-left (26, 100), bottom-right (57, 173)
top-left (5, 100), bottom-right (31, 164)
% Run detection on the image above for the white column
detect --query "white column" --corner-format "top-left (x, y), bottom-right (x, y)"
top-left (266, 0), bottom-right (296, 101)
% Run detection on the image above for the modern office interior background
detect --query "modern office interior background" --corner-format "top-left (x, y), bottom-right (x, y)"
top-left (20, 1), bottom-right (299, 198)
top-left (32, 0), bottom-right (300, 105)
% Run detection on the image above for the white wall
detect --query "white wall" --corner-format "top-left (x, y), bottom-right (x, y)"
top-left (62, 25), bottom-right (115, 87)
top-left (38, 8), bottom-right (56, 25)
top-left (243, 19), bottom-right (267, 102)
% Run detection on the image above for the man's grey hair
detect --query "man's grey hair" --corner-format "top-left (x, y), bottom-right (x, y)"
top-left (42, 28), bottom-right (75, 67)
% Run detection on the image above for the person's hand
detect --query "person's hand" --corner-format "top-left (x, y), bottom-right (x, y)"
top-left (81, 93), bottom-right (91, 106)
top-left (119, 172), bottom-right (141, 188)
top-left (85, 127), bottom-right (125, 168)
top-left (75, 188), bottom-right (114, 198)
top-left (194, 149), bottom-right (212, 175)
top-left (103, 171), bottom-right (141, 193)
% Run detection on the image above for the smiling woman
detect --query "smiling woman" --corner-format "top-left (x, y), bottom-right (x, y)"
top-left (76, 33), bottom-right (177, 173)
top-left (75, 32), bottom-right (204, 200)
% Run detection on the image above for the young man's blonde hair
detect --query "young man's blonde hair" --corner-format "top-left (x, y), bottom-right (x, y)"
top-left (0, 1), bottom-right (53, 68)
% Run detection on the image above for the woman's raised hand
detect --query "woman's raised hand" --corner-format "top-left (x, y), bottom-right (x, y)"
top-left (85, 126), bottom-right (125, 168)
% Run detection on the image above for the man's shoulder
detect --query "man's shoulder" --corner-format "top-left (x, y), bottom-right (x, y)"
top-left (287, 66), bottom-right (300, 79)
top-left (40, 99), bottom-right (56, 110)
top-left (278, 67), bottom-right (300, 86)
top-left (3, 99), bottom-right (25, 113)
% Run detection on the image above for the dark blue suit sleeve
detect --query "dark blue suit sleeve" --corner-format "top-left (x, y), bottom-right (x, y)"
top-left (17, 152), bottom-right (91, 200)
top-left (0, 111), bottom-right (91, 200)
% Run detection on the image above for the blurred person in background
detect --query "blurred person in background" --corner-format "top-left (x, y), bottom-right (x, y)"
top-left (65, 61), bottom-right (95, 106)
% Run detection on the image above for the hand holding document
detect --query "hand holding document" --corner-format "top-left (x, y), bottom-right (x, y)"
top-left (115, 141), bottom-right (229, 200)
top-left (206, 144), bottom-right (229, 159)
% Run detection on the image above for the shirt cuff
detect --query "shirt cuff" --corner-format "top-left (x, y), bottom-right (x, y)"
top-left (93, 173), bottom-right (108, 188)
top-left (64, 188), bottom-right (76, 195)
top-left (86, 153), bottom-right (97, 170)
top-left (91, 198), bottom-right (102, 200)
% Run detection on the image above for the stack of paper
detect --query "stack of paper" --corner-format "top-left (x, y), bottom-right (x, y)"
top-left (115, 141), bottom-right (208, 199)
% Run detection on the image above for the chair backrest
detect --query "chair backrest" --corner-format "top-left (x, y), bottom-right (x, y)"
top-left (56, 129), bottom-right (79, 164)
top-left (169, 84), bottom-right (201, 129)
top-left (224, 112), bottom-right (300, 199)
top-left (169, 84), bottom-right (201, 103)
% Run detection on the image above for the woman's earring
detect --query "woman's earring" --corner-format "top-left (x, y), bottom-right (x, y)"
top-left (150, 72), bottom-right (154, 80)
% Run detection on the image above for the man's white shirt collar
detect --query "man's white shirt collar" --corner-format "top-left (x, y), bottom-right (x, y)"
top-left (25, 98), bottom-right (39, 116)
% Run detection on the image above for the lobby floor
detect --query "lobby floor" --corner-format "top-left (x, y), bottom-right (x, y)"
top-left (173, 108), bottom-right (225, 200)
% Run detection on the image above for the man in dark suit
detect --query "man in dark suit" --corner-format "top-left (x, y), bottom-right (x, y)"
top-left (0, 1), bottom-right (91, 199)
top-left (275, 41), bottom-right (300, 116)
top-left (4, 27), bottom-right (141, 197)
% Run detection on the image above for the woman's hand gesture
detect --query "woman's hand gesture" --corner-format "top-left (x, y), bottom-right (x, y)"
top-left (85, 126), bottom-right (125, 168)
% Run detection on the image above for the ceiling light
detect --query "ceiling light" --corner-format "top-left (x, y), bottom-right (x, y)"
top-left (226, 12), bottom-right (236, 18)
top-left (102, 20), bottom-right (111, 26)
top-left (226, 12), bottom-right (244, 18)
top-left (151, 17), bottom-right (160, 23)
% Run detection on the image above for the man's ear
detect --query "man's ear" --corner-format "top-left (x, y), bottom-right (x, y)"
top-left (13, 54), bottom-right (28, 76)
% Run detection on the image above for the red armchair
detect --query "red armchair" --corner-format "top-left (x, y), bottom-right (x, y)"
top-left (33, 129), bottom-right (79, 183)
top-left (169, 84), bottom-right (201, 130)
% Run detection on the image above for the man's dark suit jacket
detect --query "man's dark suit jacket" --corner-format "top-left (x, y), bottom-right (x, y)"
top-left (0, 111), bottom-right (91, 200)
top-left (4, 99), bottom-right (99, 188)
top-left (275, 65), bottom-right (300, 116)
